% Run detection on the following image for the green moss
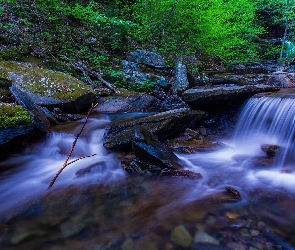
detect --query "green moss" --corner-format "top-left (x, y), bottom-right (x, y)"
top-left (0, 88), bottom-right (11, 102)
top-left (0, 104), bottom-right (32, 129)
top-left (0, 61), bottom-right (93, 101)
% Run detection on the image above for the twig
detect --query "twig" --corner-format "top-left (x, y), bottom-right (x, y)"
top-left (65, 154), bottom-right (97, 167)
top-left (48, 103), bottom-right (98, 188)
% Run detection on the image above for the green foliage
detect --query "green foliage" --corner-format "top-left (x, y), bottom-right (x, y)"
top-left (133, 0), bottom-right (263, 64)
top-left (0, 105), bottom-right (31, 129)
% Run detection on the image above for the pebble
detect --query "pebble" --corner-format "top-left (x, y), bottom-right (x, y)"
top-left (170, 225), bottom-right (193, 248)
top-left (193, 232), bottom-right (219, 245)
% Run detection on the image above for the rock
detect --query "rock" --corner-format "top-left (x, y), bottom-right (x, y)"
top-left (42, 107), bottom-right (59, 125)
top-left (170, 225), bottom-right (193, 248)
top-left (0, 104), bottom-right (43, 161)
top-left (10, 86), bottom-right (50, 132)
top-left (10, 229), bottom-right (47, 245)
top-left (193, 232), bottom-right (219, 245)
top-left (0, 61), bottom-right (96, 113)
top-left (261, 144), bottom-right (279, 158)
top-left (134, 237), bottom-right (158, 250)
top-left (151, 87), bottom-right (189, 111)
top-left (167, 128), bottom-right (226, 154)
top-left (225, 187), bottom-right (241, 200)
top-left (95, 92), bottom-right (160, 112)
top-left (160, 168), bottom-right (202, 178)
top-left (122, 60), bottom-right (170, 89)
top-left (121, 238), bottom-right (135, 250)
top-left (121, 159), bottom-right (162, 174)
top-left (126, 50), bottom-right (166, 68)
top-left (191, 243), bottom-right (230, 250)
top-left (132, 126), bottom-right (182, 170)
top-left (182, 84), bottom-right (280, 111)
top-left (173, 58), bottom-right (190, 95)
top-left (103, 108), bottom-right (208, 150)
top-left (267, 71), bottom-right (295, 88)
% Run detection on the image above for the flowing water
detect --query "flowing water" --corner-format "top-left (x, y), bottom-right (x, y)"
top-left (1, 97), bottom-right (295, 249)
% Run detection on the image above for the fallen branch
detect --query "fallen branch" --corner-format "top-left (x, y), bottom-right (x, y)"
top-left (48, 103), bottom-right (98, 188)
top-left (71, 62), bottom-right (119, 93)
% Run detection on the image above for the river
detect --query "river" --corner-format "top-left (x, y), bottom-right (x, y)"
top-left (0, 95), bottom-right (295, 249)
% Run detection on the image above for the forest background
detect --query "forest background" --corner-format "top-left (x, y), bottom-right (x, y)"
top-left (0, 0), bottom-right (295, 86)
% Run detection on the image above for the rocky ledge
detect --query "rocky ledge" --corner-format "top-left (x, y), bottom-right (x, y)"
top-left (182, 84), bottom-right (280, 111)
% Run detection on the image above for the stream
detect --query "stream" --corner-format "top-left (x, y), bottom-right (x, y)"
top-left (0, 95), bottom-right (295, 249)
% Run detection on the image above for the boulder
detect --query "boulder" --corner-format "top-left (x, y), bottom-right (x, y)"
top-left (103, 108), bottom-right (207, 150)
top-left (172, 58), bottom-right (190, 95)
top-left (122, 60), bottom-right (170, 89)
top-left (182, 84), bottom-right (280, 111)
top-left (0, 61), bottom-right (96, 113)
top-left (267, 71), bottom-right (295, 88)
top-left (126, 50), bottom-right (166, 68)
top-left (95, 92), bottom-right (160, 113)
top-left (132, 126), bottom-right (182, 170)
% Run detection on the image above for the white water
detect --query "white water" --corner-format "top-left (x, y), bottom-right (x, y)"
top-left (0, 116), bottom-right (124, 215)
top-left (1, 96), bottom-right (295, 216)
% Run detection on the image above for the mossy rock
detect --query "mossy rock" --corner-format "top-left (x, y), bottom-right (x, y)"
top-left (0, 61), bottom-right (96, 113)
top-left (0, 104), bottom-right (32, 129)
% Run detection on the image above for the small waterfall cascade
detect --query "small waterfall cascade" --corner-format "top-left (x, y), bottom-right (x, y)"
top-left (232, 95), bottom-right (295, 168)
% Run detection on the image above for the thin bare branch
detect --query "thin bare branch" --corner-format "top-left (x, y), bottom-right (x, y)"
top-left (48, 103), bottom-right (98, 188)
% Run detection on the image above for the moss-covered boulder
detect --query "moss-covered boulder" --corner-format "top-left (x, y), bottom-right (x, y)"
top-left (0, 61), bottom-right (96, 113)
top-left (0, 103), bottom-right (44, 161)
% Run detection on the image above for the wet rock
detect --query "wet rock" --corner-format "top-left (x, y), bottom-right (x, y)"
top-left (193, 232), bottom-right (219, 245)
top-left (173, 58), bottom-right (190, 95)
top-left (1, 61), bottom-right (96, 113)
top-left (182, 84), bottom-right (280, 111)
top-left (121, 238), bottom-right (135, 250)
top-left (151, 87), bottom-right (189, 111)
top-left (59, 219), bottom-right (86, 238)
top-left (191, 243), bottom-right (230, 250)
top-left (10, 229), bottom-right (47, 245)
top-left (42, 107), bottom-right (59, 125)
top-left (226, 242), bottom-right (247, 250)
top-left (133, 126), bottom-right (182, 170)
top-left (103, 108), bottom-right (207, 150)
top-left (226, 187), bottom-right (241, 200)
top-left (75, 161), bottom-right (108, 177)
top-left (267, 71), bottom-right (295, 88)
top-left (261, 144), bottom-right (279, 158)
top-left (121, 159), bottom-right (156, 174)
top-left (170, 225), bottom-right (193, 248)
top-left (10, 86), bottom-right (50, 132)
top-left (126, 50), bottom-right (166, 68)
top-left (95, 93), bottom-right (159, 113)
top-left (134, 237), bottom-right (158, 250)
top-left (167, 128), bottom-right (226, 153)
top-left (159, 168), bottom-right (202, 178)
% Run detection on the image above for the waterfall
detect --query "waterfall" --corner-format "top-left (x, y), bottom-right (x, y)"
top-left (232, 95), bottom-right (295, 168)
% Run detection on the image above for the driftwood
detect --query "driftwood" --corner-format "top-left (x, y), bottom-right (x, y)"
top-left (71, 62), bottom-right (118, 93)
top-left (48, 103), bottom-right (98, 188)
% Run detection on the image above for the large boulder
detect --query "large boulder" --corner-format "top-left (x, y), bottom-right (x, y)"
top-left (267, 71), bottom-right (295, 88)
top-left (172, 58), bottom-right (190, 95)
top-left (122, 60), bottom-right (170, 89)
top-left (95, 92), bottom-right (160, 113)
top-left (103, 108), bottom-right (208, 150)
top-left (0, 61), bottom-right (96, 113)
top-left (182, 84), bottom-right (280, 111)
top-left (126, 50), bottom-right (166, 68)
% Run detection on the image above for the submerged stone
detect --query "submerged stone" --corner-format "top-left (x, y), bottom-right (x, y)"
top-left (170, 225), bottom-right (193, 248)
